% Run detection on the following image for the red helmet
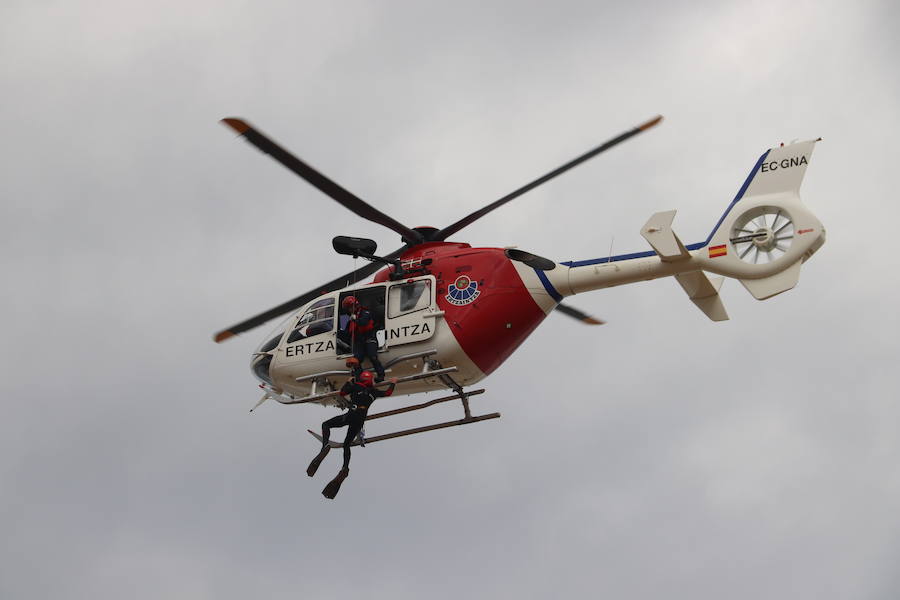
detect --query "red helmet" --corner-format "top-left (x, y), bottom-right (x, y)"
top-left (341, 296), bottom-right (358, 311)
top-left (357, 370), bottom-right (375, 387)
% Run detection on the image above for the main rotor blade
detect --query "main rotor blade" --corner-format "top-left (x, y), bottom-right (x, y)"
top-left (432, 115), bottom-right (663, 241)
top-left (221, 118), bottom-right (424, 245)
top-left (213, 247), bottom-right (406, 343)
top-left (554, 303), bottom-right (606, 325)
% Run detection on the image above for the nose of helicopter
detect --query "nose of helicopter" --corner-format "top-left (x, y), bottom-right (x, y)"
top-left (250, 353), bottom-right (274, 385)
top-left (249, 316), bottom-right (293, 386)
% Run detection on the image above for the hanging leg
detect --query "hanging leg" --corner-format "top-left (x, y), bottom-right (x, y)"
top-left (322, 414), bottom-right (363, 499)
top-left (368, 339), bottom-right (385, 382)
top-left (306, 446), bottom-right (330, 477)
top-left (341, 415), bottom-right (364, 469)
top-left (308, 413), bottom-right (347, 477)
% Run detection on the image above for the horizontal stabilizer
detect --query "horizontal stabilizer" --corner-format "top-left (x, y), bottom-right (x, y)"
top-left (740, 261), bottom-right (802, 300)
top-left (675, 271), bottom-right (729, 321)
top-left (641, 210), bottom-right (690, 262)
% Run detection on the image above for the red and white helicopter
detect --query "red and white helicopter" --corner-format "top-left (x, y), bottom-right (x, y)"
top-left (214, 116), bottom-right (825, 448)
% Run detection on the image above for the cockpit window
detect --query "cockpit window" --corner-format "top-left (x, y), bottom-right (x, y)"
top-left (251, 354), bottom-right (273, 385)
top-left (252, 314), bottom-right (295, 385)
top-left (286, 297), bottom-right (335, 344)
top-left (388, 280), bottom-right (431, 318)
top-left (255, 314), bottom-right (293, 354)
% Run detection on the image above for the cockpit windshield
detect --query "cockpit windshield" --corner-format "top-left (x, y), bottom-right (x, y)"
top-left (286, 297), bottom-right (335, 344)
top-left (251, 314), bottom-right (294, 385)
top-left (255, 314), bottom-right (293, 354)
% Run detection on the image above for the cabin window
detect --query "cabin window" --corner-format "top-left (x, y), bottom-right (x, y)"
top-left (388, 280), bottom-right (432, 318)
top-left (286, 297), bottom-right (335, 344)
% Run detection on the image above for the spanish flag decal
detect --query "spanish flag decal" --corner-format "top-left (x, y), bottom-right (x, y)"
top-left (709, 244), bottom-right (727, 258)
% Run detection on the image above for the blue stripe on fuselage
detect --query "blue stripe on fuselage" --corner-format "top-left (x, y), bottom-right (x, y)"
top-left (560, 149), bottom-right (771, 268)
top-left (534, 268), bottom-right (563, 302)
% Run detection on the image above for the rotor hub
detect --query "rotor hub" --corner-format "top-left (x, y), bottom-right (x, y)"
top-left (752, 226), bottom-right (776, 251)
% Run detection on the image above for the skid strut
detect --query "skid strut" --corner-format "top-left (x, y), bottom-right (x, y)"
top-left (365, 389), bottom-right (485, 421)
top-left (308, 387), bottom-right (499, 447)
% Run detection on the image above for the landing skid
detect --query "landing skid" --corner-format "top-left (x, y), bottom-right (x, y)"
top-left (307, 388), bottom-right (499, 447)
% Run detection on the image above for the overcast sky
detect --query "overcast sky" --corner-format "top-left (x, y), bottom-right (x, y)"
top-left (3, 1), bottom-right (900, 598)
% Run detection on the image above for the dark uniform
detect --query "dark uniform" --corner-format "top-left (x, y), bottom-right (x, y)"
top-left (320, 379), bottom-right (395, 469)
top-left (348, 306), bottom-right (386, 381)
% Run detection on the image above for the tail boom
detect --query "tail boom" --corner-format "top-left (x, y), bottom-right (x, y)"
top-left (537, 138), bottom-right (825, 311)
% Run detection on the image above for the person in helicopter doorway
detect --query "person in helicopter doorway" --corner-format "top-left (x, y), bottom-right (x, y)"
top-left (341, 295), bottom-right (386, 382)
top-left (306, 370), bottom-right (397, 499)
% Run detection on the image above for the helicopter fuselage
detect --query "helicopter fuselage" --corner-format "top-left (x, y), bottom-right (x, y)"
top-left (232, 132), bottom-right (826, 412)
top-left (252, 242), bottom-right (557, 403)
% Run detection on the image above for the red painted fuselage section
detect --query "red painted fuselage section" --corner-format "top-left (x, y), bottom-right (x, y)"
top-left (374, 242), bottom-right (549, 375)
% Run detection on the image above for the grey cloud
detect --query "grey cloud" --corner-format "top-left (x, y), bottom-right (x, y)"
top-left (2, 1), bottom-right (899, 599)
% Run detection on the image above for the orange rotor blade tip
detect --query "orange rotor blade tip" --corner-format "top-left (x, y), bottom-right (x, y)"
top-left (221, 117), bottom-right (250, 134)
top-left (639, 115), bottom-right (664, 131)
top-left (214, 330), bottom-right (236, 343)
top-left (585, 317), bottom-right (606, 325)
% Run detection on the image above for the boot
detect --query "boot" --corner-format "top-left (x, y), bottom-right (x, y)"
top-left (306, 445), bottom-right (330, 477)
top-left (322, 467), bottom-right (350, 499)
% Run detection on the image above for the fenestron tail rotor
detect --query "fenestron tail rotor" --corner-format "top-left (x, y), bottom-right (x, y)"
top-left (730, 207), bottom-right (795, 265)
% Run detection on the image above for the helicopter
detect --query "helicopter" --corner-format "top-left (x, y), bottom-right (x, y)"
top-left (214, 116), bottom-right (825, 448)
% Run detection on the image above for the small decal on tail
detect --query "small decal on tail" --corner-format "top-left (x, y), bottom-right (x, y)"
top-left (760, 155), bottom-right (808, 172)
top-left (709, 244), bottom-right (727, 258)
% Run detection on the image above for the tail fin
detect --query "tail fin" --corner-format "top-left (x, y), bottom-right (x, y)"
top-left (746, 141), bottom-right (817, 196)
top-left (698, 139), bottom-right (825, 299)
top-left (556, 138), bottom-right (826, 320)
